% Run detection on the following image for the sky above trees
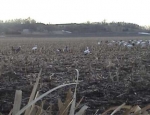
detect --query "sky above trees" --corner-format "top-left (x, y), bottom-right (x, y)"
top-left (0, 0), bottom-right (150, 26)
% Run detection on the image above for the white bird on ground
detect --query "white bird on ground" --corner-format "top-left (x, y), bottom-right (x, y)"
top-left (111, 40), bottom-right (116, 43)
top-left (123, 42), bottom-right (128, 46)
top-left (107, 43), bottom-right (113, 46)
top-left (98, 42), bottom-right (101, 45)
top-left (140, 42), bottom-right (146, 48)
top-left (136, 41), bottom-right (141, 45)
top-left (32, 45), bottom-right (37, 50)
top-left (63, 46), bottom-right (69, 52)
top-left (126, 44), bottom-right (133, 48)
top-left (84, 47), bottom-right (90, 55)
top-left (56, 49), bottom-right (61, 52)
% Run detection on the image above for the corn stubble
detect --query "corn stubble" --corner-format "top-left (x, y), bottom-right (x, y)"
top-left (0, 70), bottom-right (150, 115)
top-left (1, 37), bottom-right (150, 115)
top-left (1, 69), bottom-right (88, 115)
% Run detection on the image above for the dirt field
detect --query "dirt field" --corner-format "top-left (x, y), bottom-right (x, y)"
top-left (0, 36), bottom-right (150, 114)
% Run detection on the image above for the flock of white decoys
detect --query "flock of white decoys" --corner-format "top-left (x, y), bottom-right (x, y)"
top-left (103, 39), bottom-right (150, 48)
top-left (11, 39), bottom-right (150, 54)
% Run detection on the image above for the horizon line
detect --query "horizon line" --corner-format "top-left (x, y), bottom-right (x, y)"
top-left (0, 18), bottom-right (149, 27)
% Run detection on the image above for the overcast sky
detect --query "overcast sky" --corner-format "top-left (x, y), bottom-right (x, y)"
top-left (0, 0), bottom-right (150, 26)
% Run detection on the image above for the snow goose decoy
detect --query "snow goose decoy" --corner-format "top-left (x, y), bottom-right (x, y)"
top-left (84, 47), bottom-right (90, 55)
top-left (98, 42), bottom-right (101, 45)
top-left (63, 46), bottom-right (69, 52)
top-left (32, 45), bottom-right (37, 50)
top-left (57, 49), bottom-right (61, 52)
top-left (126, 44), bottom-right (133, 48)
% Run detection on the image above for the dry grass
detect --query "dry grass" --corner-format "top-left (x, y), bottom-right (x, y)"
top-left (1, 68), bottom-right (88, 115)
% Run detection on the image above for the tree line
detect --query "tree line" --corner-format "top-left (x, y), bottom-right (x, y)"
top-left (0, 17), bottom-right (149, 35)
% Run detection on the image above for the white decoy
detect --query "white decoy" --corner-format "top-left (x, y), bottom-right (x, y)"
top-left (126, 44), bottom-right (133, 48)
top-left (57, 49), bottom-right (61, 52)
top-left (84, 47), bottom-right (90, 55)
top-left (140, 42), bottom-right (146, 48)
top-left (119, 40), bottom-right (125, 46)
top-left (32, 45), bottom-right (37, 50)
top-left (107, 43), bottom-right (113, 46)
top-left (123, 42), bottom-right (128, 46)
top-left (98, 42), bottom-right (101, 45)
top-left (63, 46), bottom-right (69, 52)
top-left (111, 40), bottom-right (116, 43)
top-left (136, 41), bottom-right (141, 45)
top-left (118, 41), bottom-right (122, 46)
